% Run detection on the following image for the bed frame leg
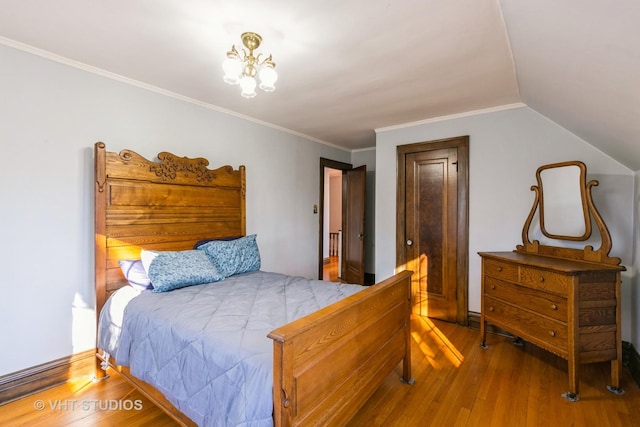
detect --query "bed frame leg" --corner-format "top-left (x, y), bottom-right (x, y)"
top-left (606, 385), bottom-right (625, 395)
top-left (401, 376), bottom-right (416, 385)
top-left (93, 370), bottom-right (110, 382)
top-left (92, 350), bottom-right (110, 382)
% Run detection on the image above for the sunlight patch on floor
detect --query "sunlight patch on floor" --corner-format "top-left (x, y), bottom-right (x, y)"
top-left (412, 315), bottom-right (463, 368)
top-left (64, 374), bottom-right (96, 394)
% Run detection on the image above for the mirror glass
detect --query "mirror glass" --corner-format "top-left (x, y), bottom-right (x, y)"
top-left (538, 162), bottom-right (590, 240)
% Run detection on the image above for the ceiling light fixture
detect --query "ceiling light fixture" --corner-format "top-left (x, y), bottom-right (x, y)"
top-left (223, 32), bottom-right (277, 99)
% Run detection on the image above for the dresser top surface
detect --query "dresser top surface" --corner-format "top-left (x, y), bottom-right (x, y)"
top-left (478, 251), bottom-right (625, 273)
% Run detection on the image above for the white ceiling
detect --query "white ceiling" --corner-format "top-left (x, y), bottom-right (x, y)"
top-left (1, 0), bottom-right (638, 169)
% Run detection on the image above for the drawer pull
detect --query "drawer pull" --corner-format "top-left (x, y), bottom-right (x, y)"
top-left (549, 331), bottom-right (556, 337)
top-left (539, 276), bottom-right (545, 282)
top-left (497, 267), bottom-right (503, 272)
top-left (550, 304), bottom-right (558, 310)
top-left (489, 307), bottom-right (495, 312)
top-left (490, 284), bottom-right (496, 290)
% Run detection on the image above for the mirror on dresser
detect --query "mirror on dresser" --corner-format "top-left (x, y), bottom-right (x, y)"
top-left (478, 160), bottom-right (626, 402)
top-left (537, 161), bottom-right (590, 240)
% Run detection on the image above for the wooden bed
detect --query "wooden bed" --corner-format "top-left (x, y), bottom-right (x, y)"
top-left (93, 142), bottom-right (414, 426)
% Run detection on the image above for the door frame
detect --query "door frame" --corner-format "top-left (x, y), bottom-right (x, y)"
top-left (396, 136), bottom-right (469, 325)
top-left (318, 157), bottom-right (353, 280)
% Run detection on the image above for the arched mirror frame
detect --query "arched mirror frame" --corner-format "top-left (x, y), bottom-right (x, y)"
top-left (538, 161), bottom-right (591, 241)
top-left (517, 160), bottom-right (621, 266)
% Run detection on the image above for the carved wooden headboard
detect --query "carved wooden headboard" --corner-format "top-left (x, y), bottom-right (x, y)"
top-left (94, 142), bottom-right (246, 317)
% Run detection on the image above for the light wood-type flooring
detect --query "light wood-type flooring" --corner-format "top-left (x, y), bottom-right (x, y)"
top-left (323, 255), bottom-right (340, 282)
top-left (2, 317), bottom-right (639, 426)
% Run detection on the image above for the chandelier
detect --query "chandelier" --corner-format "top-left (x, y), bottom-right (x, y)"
top-left (223, 32), bottom-right (278, 98)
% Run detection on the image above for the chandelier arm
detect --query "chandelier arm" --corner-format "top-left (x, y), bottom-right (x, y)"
top-left (260, 54), bottom-right (276, 68)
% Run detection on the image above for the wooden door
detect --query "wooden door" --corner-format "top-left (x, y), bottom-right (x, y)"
top-left (397, 137), bottom-right (468, 324)
top-left (342, 166), bottom-right (366, 284)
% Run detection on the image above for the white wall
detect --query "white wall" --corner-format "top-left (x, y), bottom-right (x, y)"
top-left (375, 106), bottom-right (637, 345)
top-left (329, 175), bottom-right (342, 233)
top-left (0, 44), bottom-right (351, 376)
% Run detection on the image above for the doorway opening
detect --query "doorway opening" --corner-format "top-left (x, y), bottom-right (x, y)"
top-left (318, 158), bottom-right (366, 285)
top-left (323, 167), bottom-right (342, 282)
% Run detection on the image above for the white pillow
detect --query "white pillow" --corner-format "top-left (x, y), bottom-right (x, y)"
top-left (140, 249), bottom-right (158, 276)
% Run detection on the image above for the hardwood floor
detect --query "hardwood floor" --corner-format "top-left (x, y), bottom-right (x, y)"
top-left (323, 255), bottom-right (340, 282)
top-left (0, 369), bottom-right (177, 426)
top-left (349, 317), bottom-right (640, 427)
top-left (2, 316), bottom-right (639, 426)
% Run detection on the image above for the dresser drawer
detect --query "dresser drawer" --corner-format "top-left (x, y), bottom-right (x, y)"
top-left (519, 267), bottom-right (572, 295)
top-left (484, 277), bottom-right (567, 322)
top-left (483, 259), bottom-right (518, 281)
top-left (484, 296), bottom-right (568, 354)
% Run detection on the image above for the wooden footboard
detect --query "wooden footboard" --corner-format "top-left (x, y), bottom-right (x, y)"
top-left (268, 270), bottom-right (413, 427)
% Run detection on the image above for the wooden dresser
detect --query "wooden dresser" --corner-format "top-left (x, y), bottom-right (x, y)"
top-left (479, 251), bottom-right (623, 400)
top-left (478, 161), bottom-right (626, 402)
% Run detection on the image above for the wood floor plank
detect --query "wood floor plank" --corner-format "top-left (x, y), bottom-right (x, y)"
top-left (2, 316), bottom-right (639, 426)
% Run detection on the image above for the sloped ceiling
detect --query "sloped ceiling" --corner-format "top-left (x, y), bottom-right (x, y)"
top-left (0, 0), bottom-right (638, 169)
top-left (500, 0), bottom-right (639, 171)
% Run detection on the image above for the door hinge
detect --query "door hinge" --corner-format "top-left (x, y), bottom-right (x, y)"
top-left (452, 161), bottom-right (458, 172)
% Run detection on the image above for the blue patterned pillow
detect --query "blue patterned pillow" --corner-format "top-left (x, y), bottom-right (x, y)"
top-left (193, 236), bottom-right (242, 249)
top-left (198, 234), bottom-right (261, 278)
top-left (147, 250), bottom-right (224, 293)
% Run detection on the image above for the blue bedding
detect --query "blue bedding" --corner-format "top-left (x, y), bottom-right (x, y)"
top-left (97, 270), bottom-right (365, 427)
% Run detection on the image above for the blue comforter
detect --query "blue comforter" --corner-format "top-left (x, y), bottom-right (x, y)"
top-left (98, 270), bottom-right (365, 427)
